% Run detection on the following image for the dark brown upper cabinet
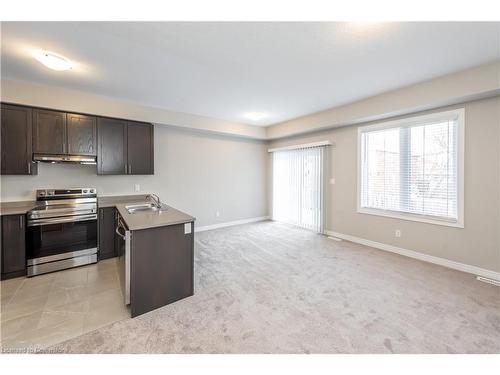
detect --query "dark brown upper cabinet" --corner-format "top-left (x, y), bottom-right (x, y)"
top-left (1, 214), bottom-right (27, 280)
top-left (1, 104), bottom-right (38, 175)
top-left (97, 117), bottom-right (128, 175)
top-left (33, 109), bottom-right (67, 154)
top-left (127, 121), bottom-right (154, 175)
top-left (1, 102), bottom-right (152, 175)
top-left (33, 109), bottom-right (97, 156)
top-left (97, 118), bottom-right (154, 175)
top-left (67, 114), bottom-right (97, 155)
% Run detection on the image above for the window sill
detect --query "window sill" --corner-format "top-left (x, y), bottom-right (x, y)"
top-left (357, 207), bottom-right (464, 228)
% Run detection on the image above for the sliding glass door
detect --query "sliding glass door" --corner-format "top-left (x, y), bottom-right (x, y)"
top-left (272, 147), bottom-right (325, 233)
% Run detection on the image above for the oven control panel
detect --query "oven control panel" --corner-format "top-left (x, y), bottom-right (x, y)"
top-left (36, 188), bottom-right (97, 200)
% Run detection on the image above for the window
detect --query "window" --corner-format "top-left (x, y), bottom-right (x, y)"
top-left (272, 145), bottom-right (326, 233)
top-left (358, 109), bottom-right (464, 227)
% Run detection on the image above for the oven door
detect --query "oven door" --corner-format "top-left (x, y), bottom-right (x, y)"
top-left (27, 215), bottom-right (98, 262)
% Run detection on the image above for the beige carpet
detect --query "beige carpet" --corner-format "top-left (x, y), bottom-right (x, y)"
top-left (49, 221), bottom-right (499, 353)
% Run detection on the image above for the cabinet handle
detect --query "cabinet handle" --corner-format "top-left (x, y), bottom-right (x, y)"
top-left (125, 164), bottom-right (128, 174)
top-left (27, 162), bottom-right (31, 174)
top-left (19, 216), bottom-right (23, 229)
top-left (129, 164), bottom-right (132, 174)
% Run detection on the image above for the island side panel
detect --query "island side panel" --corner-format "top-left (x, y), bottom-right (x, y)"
top-left (130, 221), bottom-right (194, 318)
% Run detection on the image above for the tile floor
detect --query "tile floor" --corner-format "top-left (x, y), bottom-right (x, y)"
top-left (0, 258), bottom-right (130, 352)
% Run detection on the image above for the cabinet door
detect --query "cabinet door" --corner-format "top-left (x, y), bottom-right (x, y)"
top-left (67, 114), bottom-right (97, 155)
top-left (1, 104), bottom-right (37, 175)
top-left (33, 109), bottom-right (67, 154)
top-left (130, 222), bottom-right (194, 317)
top-left (1, 214), bottom-right (27, 279)
top-left (97, 117), bottom-right (127, 175)
top-left (127, 121), bottom-right (154, 175)
top-left (98, 207), bottom-right (117, 260)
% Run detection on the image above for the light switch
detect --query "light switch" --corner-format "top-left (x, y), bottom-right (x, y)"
top-left (329, 178), bottom-right (336, 185)
top-left (134, 184), bottom-right (141, 192)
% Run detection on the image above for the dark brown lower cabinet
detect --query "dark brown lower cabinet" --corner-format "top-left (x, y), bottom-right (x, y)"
top-left (1, 214), bottom-right (27, 280)
top-left (98, 207), bottom-right (117, 260)
top-left (130, 222), bottom-right (194, 317)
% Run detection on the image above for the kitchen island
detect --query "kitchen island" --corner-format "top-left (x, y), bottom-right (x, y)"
top-left (113, 198), bottom-right (195, 318)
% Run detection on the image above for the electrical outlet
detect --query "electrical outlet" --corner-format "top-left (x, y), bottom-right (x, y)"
top-left (134, 184), bottom-right (141, 192)
top-left (215, 211), bottom-right (220, 217)
top-left (395, 229), bottom-right (401, 238)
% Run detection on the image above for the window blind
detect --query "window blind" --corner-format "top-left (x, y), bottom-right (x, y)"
top-left (272, 147), bottom-right (324, 232)
top-left (359, 110), bottom-right (463, 225)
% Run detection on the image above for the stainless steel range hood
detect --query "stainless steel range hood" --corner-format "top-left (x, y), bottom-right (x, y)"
top-left (33, 154), bottom-right (97, 165)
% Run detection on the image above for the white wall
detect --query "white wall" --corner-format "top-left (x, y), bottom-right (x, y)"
top-left (268, 97), bottom-right (500, 273)
top-left (0, 125), bottom-right (269, 227)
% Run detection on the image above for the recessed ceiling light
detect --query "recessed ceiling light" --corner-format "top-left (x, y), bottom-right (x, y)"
top-left (34, 50), bottom-right (72, 71)
top-left (244, 112), bottom-right (268, 121)
top-left (345, 22), bottom-right (384, 32)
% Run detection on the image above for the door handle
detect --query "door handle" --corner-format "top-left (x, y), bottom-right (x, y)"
top-left (115, 225), bottom-right (126, 239)
top-left (27, 214), bottom-right (97, 226)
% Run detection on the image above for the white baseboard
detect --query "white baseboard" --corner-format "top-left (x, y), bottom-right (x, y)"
top-left (325, 230), bottom-right (500, 282)
top-left (195, 216), bottom-right (270, 232)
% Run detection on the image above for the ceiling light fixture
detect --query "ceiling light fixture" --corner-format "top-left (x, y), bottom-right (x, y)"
top-left (34, 50), bottom-right (72, 71)
top-left (244, 112), bottom-right (268, 121)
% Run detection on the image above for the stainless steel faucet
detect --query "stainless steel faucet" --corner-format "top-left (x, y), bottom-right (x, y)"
top-left (147, 194), bottom-right (162, 209)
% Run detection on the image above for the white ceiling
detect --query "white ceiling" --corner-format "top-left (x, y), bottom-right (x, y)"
top-left (1, 22), bottom-right (499, 126)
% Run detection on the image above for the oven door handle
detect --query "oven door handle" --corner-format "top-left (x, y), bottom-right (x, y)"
top-left (27, 214), bottom-right (98, 226)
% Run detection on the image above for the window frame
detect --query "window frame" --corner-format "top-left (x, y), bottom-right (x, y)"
top-left (356, 108), bottom-right (465, 228)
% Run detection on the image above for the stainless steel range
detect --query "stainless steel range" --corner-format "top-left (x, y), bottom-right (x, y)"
top-left (27, 188), bottom-right (98, 277)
